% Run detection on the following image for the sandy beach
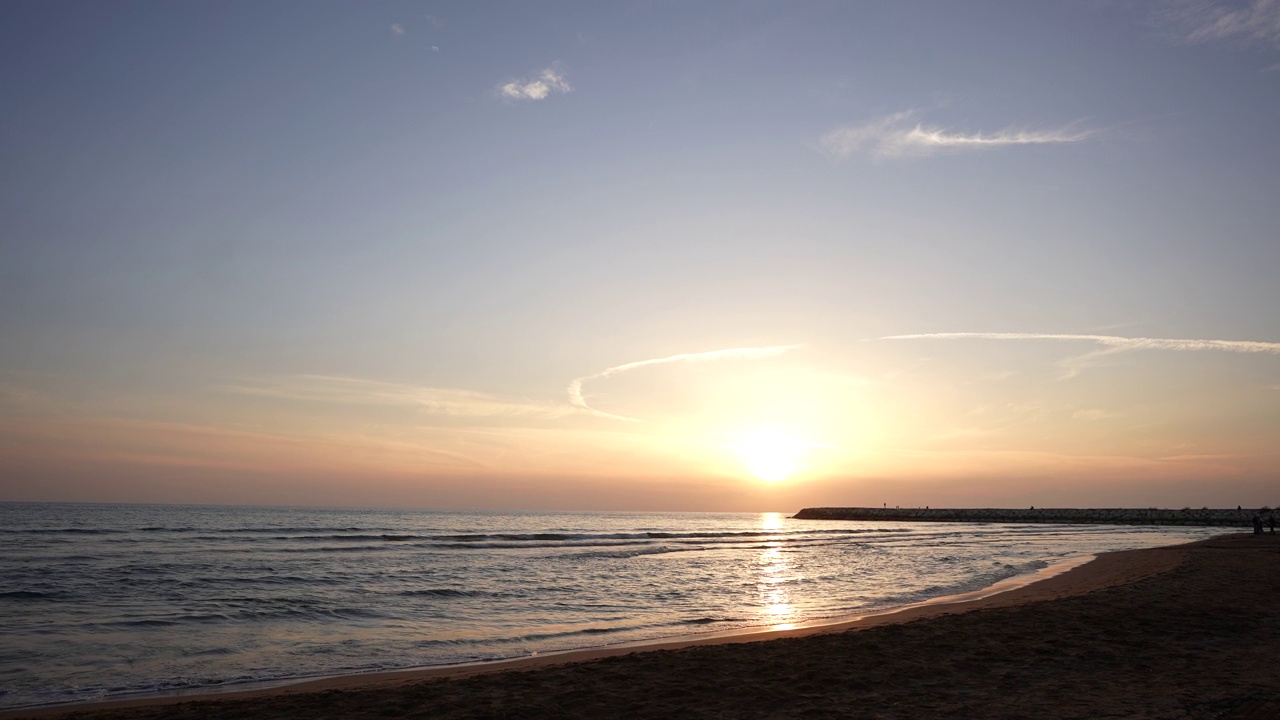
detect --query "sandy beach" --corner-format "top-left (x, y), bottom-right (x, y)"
top-left (7, 532), bottom-right (1279, 720)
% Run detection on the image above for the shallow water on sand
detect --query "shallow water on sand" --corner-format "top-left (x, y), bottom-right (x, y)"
top-left (0, 502), bottom-right (1222, 709)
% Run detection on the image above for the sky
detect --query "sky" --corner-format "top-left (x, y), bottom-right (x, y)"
top-left (2, 0), bottom-right (1279, 511)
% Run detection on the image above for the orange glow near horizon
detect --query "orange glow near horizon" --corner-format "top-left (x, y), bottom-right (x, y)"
top-left (6, 336), bottom-right (1280, 511)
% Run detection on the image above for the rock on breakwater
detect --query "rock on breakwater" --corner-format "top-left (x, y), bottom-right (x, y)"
top-left (792, 507), bottom-right (1269, 527)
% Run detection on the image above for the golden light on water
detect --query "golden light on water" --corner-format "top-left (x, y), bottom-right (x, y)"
top-left (756, 512), bottom-right (797, 626)
top-left (760, 512), bottom-right (784, 531)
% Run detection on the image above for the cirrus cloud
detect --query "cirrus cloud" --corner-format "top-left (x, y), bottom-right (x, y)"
top-left (567, 345), bottom-right (804, 422)
top-left (819, 111), bottom-right (1095, 160)
top-left (1158, 0), bottom-right (1280, 48)
top-left (881, 332), bottom-right (1280, 355)
top-left (881, 331), bottom-right (1280, 379)
top-left (221, 374), bottom-right (569, 420)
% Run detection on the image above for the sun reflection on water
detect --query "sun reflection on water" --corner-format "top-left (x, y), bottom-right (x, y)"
top-left (760, 512), bottom-right (784, 531)
top-left (755, 513), bottom-right (798, 627)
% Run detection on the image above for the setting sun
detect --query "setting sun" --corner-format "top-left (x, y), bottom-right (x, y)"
top-left (732, 427), bottom-right (807, 482)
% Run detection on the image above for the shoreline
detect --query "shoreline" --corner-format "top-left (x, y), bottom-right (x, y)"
top-left (1, 555), bottom-right (1098, 716)
top-left (2, 537), bottom-right (1208, 719)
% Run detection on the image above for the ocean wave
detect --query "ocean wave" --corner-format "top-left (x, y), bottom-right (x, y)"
top-left (866, 558), bottom-right (1051, 611)
top-left (94, 606), bottom-right (397, 629)
top-left (3, 526), bottom-right (914, 551)
top-left (0, 590), bottom-right (69, 601)
top-left (513, 626), bottom-right (631, 643)
top-left (195, 575), bottom-right (316, 586)
top-left (566, 545), bottom-right (701, 559)
top-left (273, 545), bottom-right (395, 554)
top-left (108, 619), bottom-right (181, 628)
top-left (168, 532), bottom-right (920, 556)
top-left (93, 526), bottom-right (378, 535)
top-left (396, 588), bottom-right (510, 598)
top-left (0, 528), bottom-right (124, 535)
top-left (437, 527), bottom-right (909, 543)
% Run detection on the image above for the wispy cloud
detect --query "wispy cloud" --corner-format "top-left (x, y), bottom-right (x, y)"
top-left (1158, 0), bottom-right (1280, 48)
top-left (882, 332), bottom-right (1280, 378)
top-left (568, 345), bottom-right (804, 421)
top-left (222, 375), bottom-right (569, 419)
top-left (882, 332), bottom-right (1280, 355)
top-left (819, 111), bottom-right (1094, 160)
top-left (499, 66), bottom-right (571, 101)
top-left (390, 23), bottom-right (405, 36)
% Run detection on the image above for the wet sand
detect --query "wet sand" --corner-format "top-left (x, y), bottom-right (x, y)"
top-left (7, 533), bottom-right (1279, 719)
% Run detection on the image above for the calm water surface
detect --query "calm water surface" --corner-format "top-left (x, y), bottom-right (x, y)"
top-left (0, 503), bottom-right (1224, 709)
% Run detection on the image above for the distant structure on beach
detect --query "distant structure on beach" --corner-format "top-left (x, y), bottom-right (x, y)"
top-left (793, 506), bottom-right (1269, 528)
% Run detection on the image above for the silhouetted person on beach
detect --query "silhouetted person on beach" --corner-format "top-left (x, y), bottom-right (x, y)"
top-left (1252, 515), bottom-right (1264, 535)
top-left (1269, 515), bottom-right (1276, 535)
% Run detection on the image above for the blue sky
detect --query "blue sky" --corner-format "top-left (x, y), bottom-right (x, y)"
top-left (2, 1), bottom-right (1279, 510)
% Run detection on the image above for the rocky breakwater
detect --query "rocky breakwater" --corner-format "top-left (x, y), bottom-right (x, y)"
top-left (792, 507), bottom-right (1269, 527)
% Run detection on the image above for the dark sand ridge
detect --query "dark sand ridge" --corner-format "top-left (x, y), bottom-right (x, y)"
top-left (6, 533), bottom-right (1279, 719)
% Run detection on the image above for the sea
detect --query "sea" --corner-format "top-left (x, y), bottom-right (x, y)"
top-left (0, 502), bottom-right (1225, 710)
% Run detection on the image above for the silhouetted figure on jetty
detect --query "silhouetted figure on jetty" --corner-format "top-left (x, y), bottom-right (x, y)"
top-left (1253, 514), bottom-right (1264, 535)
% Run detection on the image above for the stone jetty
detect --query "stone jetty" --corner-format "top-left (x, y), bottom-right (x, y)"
top-left (792, 506), bottom-right (1271, 527)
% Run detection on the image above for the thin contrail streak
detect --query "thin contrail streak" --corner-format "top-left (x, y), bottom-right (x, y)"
top-left (567, 345), bottom-right (804, 421)
top-left (881, 332), bottom-right (1280, 354)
